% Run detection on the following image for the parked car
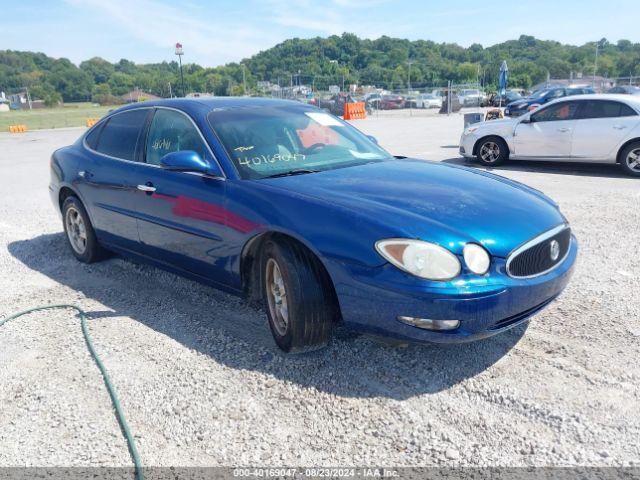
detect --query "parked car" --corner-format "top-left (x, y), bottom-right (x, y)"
top-left (607, 85), bottom-right (640, 95)
top-left (460, 94), bottom-right (640, 176)
top-left (504, 87), bottom-right (595, 117)
top-left (380, 94), bottom-right (405, 109)
top-left (310, 93), bottom-right (354, 116)
top-left (364, 93), bottom-right (383, 111)
top-left (50, 97), bottom-right (577, 352)
top-left (415, 93), bottom-right (443, 109)
top-left (458, 89), bottom-right (487, 107)
top-left (439, 92), bottom-right (462, 113)
top-left (490, 90), bottom-right (522, 107)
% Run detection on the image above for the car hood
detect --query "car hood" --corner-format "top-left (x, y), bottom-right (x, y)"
top-left (472, 118), bottom-right (517, 130)
top-left (507, 97), bottom-right (539, 108)
top-left (259, 159), bottom-right (565, 257)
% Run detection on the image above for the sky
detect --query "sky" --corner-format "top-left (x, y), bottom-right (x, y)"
top-left (2, 0), bottom-right (640, 67)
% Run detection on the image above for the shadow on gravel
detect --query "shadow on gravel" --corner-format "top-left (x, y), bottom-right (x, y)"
top-left (443, 156), bottom-right (635, 179)
top-left (9, 233), bottom-right (527, 400)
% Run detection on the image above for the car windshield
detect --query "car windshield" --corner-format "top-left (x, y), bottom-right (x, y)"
top-left (529, 89), bottom-right (552, 99)
top-left (208, 104), bottom-right (393, 180)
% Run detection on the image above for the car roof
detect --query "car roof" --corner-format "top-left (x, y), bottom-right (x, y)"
top-left (108, 96), bottom-right (308, 117)
top-left (543, 93), bottom-right (640, 109)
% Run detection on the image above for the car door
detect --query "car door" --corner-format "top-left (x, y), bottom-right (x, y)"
top-left (134, 107), bottom-right (232, 286)
top-left (513, 101), bottom-right (580, 158)
top-left (571, 100), bottom-right (640, 160)
top-left (76, 108), bottom-right (152, 251)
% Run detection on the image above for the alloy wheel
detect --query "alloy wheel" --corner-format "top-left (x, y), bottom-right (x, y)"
top-left (266, 258), bottom-right (289, 336)
top-left (480, 142), bottom-right (500, 163)
top-left (626, 148), bottom-right (640, 173)
top-left (65, 206), bottom-right (87, 254)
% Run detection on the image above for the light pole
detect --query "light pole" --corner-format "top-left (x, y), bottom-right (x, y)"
top-left (175, 42), bottom-right (185, 97)
top-left (593, 40), bottom-right (601, 88)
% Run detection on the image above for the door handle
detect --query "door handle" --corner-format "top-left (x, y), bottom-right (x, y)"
top-left (557, 127), bottom-right (571, 133)
top-left (613, 125), bottom-right (627, 130)
top-left (137, 183), bottom-right (156, 193)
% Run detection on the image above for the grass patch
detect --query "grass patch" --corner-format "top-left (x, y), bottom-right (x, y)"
top-left (0, 104), bottom-right (114, 131)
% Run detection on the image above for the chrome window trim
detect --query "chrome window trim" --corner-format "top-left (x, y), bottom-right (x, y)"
top-left (82, 105), bottom-right (226, 180)
top-left (505, 224), bottom-right (571, 279)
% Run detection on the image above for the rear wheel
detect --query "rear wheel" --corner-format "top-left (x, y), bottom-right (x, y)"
top-left (261, 238), bottom-right (335, 353)
top-left (619, 141), bottom-right (640, 177)
top-left (62, 196), bottom-right (107, 263)
top-left (476, 136), bottom-right (508, 166)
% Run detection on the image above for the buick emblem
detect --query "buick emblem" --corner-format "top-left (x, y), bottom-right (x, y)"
top-left (549, 240), bottom-right (560, 261)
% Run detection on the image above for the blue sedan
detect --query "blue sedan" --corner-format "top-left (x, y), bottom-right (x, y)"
top-left (50, 98), bottom-right (577, 352)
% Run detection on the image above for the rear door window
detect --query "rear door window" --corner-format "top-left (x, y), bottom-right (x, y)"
top-left (94, 109), bottom-right (149, 161)
top-left (578, 100), bottom-right (638, 119)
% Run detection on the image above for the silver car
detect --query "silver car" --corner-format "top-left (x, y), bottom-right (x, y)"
top-left (458, 89), bottom-right (487, 107)
top-left (415, 93), bottom-right (443, 109)
top-left (459, 94), bottom-right (640, 176)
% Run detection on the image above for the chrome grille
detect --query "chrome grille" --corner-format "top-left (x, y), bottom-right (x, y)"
top-left (506, 225), bottom-right (571, 278)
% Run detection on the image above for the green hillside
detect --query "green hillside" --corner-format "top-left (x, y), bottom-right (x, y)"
top-left (1, 34), bottom-right (639, 103)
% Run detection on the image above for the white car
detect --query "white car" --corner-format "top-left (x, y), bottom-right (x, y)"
top-left (459, 94), bottom-right (640, 177)
top-left (458, 89), bottom-right (486, 107)
top-left (415, 93), bottom-right (442, 109)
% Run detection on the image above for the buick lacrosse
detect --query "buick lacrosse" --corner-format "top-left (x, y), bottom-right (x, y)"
top-left (50, 98), bottom-right (577, 352)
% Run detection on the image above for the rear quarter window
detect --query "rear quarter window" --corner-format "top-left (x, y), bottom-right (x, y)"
top-left (84, 123), bottom-right (103, 150)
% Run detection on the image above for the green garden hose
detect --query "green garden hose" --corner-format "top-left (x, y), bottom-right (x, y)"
top-left (0, 304), bottom-right (143, 480)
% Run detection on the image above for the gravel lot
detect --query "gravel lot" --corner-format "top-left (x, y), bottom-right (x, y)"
top-left (0, 111), bottom-right (639, 469)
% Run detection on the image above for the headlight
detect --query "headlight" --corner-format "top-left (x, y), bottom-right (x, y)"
top-left (375, 239), bottom-right (461, 281)
top-left (463, 243), bottom-right (491, 275)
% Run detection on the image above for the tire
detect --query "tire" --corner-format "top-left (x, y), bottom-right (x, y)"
top-left (62, 196), bottom-right (107, 263)
top-left (475, 136), bottom-right (509, 166)
top-left (261, 238), bottom-right (336, 353)
top-left (619, 141), bottom-right (640, 177)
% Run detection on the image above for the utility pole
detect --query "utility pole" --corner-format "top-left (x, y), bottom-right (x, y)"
top-left (407, 60), bottom-right (414, 116)
top-left (175, 42), bottom-right (185, 96)
top-left (593, 40), bottom-right (601, 88)
top-left (168, 82), bottom-right (172, 98)
top-left (241, 64), bottom-right (247, 95)
top-left (24, 87), bottom-right (32, 110)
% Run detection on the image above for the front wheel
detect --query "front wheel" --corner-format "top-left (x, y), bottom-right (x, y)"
top-left (261, 238), bottom-right (335, 353)
top-left (476, 136), bottom-right (508, 166)
top-left (619, 141), bottom-right (640, 177)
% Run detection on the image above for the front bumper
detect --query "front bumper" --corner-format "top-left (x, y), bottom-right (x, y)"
top-left (327, 235), bottom-right (577, 344)
top-left (459, 132), bottom-right (479, 158)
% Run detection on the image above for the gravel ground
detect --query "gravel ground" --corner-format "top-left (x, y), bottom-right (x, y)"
top-left (0, 113), bottom-right (638, 469)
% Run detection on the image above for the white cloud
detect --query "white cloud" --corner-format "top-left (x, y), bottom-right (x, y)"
top-left (64, 0), bottom-right (281, 65)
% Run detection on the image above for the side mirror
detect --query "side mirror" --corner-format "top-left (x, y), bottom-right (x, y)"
top-left (520, 116), bottom-right (532, 124)
top-left (367, 135), bottom-right (379, 145)
top-left (160, 150), bottom-right (222, 177)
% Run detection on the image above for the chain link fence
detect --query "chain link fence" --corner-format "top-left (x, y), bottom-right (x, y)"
top-left (267, 76), bottom-right (492, 117)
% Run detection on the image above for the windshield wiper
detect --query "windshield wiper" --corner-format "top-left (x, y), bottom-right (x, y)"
top-left (263, 169), bottom-right (319, 179)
